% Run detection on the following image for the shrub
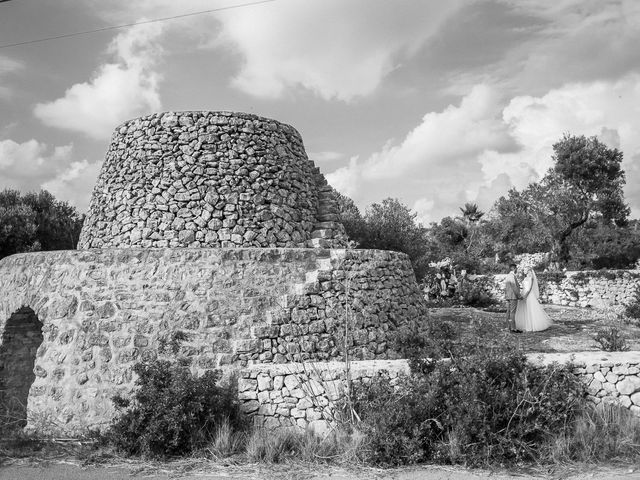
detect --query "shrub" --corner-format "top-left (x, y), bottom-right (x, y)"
top-left (458, 281), bottom-right (497, 308)
top-left (107, 359), bottom-right (242, 457)
top-left (592, 327), bottom-right (629, 352)
top-left (624, 287), bottom-right (640, 323)
top-left (354, 348), bottom-right (587, 466)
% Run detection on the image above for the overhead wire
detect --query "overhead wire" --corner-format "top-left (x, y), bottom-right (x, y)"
top-left (0, 0), bottom-right (276, 50)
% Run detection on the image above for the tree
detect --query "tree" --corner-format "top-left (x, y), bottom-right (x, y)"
top-left (336, 196), bottom-right (429, 280)
top-left (543, 134), bottom-right (629, 260)
top-left (335, 191), bottom-right (368, 245)
top-left (457, 202), bottom-right (485, 252)
top-left (459, 202), bottom-right (484, 224)
top-left (485, 134), bottom-right (629, 263)
top-left (0, 189), bottom-right (84, 260)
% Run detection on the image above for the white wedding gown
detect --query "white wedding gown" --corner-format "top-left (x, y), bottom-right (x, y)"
top-left (515, 273), bottom-right (552, 332)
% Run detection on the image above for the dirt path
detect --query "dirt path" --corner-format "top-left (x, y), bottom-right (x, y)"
top-left (1, 461), bottom-right (639, 480)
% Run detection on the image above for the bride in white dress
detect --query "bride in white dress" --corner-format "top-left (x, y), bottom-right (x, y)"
top-left (515, 268), bottom-right (552, 332)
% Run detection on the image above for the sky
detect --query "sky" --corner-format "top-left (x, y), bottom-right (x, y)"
top-left (1, 0), bottom-right (639, 224)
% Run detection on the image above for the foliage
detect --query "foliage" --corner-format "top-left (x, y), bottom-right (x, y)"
top-left (567, 219), bottom-right (640, 270)
top-left (624, 286), bottom-right (640, 322)
top-left (107, 359), bottom-right (242, 458)
top-left (0, 189), bottom-right (84, 260)
top-left (457, 279), bottom-right (497, 308)
top-left (483, 134), bottom-right (629, 264)
top-left (354, 345), bottom-right (587, 466)
top-left (592, 327), bottom-right (629, 352)
top-left (336, 196), bottom-right (430, 280)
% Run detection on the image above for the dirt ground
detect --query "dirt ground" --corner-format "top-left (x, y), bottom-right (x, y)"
top-left (1, 459), bottom-right (639, 480)
top-left (429, 304), bottom-right (640, 353)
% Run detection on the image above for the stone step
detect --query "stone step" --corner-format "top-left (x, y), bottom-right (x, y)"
top-left (317, 213), bottom-right (339, 222)
top-left (311, 229), bottom-right (332, 239)
top-left (307, 238), bottom-right (331, 248)
top-left (316, 221), bottom-right (341, 230)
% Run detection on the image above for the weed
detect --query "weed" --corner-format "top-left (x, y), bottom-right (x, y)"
top-left (592, 327), bottom-right (629, 352)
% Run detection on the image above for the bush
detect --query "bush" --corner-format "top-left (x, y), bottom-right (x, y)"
top-left (107, 359), bottom-right (242, 458)
top-left (625, 287), bottom-right (640, 323)
top-left (592, 327), bottom-right (629, 352)
top-left (458, 280), bottom-right (497, 308)
top-left (354, 347), bottom-right (587, 466)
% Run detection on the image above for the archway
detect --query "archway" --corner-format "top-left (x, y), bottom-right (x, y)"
top-left (0, 307), bottom-right (43, 429)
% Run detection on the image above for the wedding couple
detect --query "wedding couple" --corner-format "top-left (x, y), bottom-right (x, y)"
top-left (504, 263), bottom-right (552, 333)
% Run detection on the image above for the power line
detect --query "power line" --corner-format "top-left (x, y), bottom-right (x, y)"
top-left (0, 0), bottom-right (276, 50)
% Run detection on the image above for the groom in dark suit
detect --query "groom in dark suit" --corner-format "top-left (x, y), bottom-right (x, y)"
top-left (505, 263), bottom-right (522, 333)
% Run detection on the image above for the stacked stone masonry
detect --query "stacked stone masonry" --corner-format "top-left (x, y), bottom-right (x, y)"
top-left (78, 111), bottom-right (349, 250)
top-left (472, 270), bottom-right (640, 310)
top-left (238, 353), bottom-right (640, 432)
top-left (0, 248), bottom-right (425, 434)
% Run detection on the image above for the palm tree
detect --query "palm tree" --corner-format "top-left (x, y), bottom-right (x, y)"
top-left (458, 203), bottom-right (485, 252)
top-left (459, 203), bottom-right (485, 224)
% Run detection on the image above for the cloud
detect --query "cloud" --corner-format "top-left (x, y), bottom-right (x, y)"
top-left (0, 55), bottom-right (23, 99)
top-left (481, 74), bottom-right (640, 214)
top-left (308, 151), bottom-right (344, 162)
top-left (327, 85), bottom-right (515, 215)
top-left (216, 0), bottom-right (463, 101)
top-left (42, 160), bottom-right (102, 211)
top-left (33, 22), bottom-right (163, 139)
top-left (0, 138), bottom-right (100, 211)
top-left (329, 74), bottom-right (640, 221)
top-left (412, 198), bottom-right (436, 226)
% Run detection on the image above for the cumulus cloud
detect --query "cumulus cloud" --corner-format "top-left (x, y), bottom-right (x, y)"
top-left (329, 74), bottom-right (640, 221)
top-left (216, 0), bottom-right (463, 101)
top-left (327, 84), bottom-right (514, 217)
top-left (0, 139), bottom-right (100, 210)
top-left (42, 160), bottom-right (102, 210)
top-left (33, 22), bottom-right (163, 139)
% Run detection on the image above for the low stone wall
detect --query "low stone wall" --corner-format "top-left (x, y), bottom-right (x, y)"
top-left (531, 352), bottom-right (640, 414)
top-left (238, 352), bottom-right (640, 431)
top-left (0, 248), bottom-right (425, 435)
top-left (473, 270), bottom-right (640, 310)
top-left (238, 360), bottom-right (409, 431)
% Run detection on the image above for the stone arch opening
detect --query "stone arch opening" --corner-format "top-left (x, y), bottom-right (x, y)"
top-left (0, 307), bottom-right (43, 429)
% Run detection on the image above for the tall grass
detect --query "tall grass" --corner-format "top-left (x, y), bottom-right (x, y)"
top-left (547, 402), bottom-right (640, 463)
top-left (244, 427), bottom-right (364, 463)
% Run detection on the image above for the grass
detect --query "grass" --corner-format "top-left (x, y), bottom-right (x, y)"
top-left (547, 402), bottom-right (640, 463)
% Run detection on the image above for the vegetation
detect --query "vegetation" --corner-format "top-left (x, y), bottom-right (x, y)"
top-left (593, 327), bottom-right (630, 352)
top-left (337, 195), bottom-right (430, 279)
top-left (107, 359), bottom-right (242, 457)
top-left (0, 189), bottom-right (84, 260)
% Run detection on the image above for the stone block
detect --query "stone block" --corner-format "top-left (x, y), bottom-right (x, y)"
top-left (616, 377), bottom-right (640, 396)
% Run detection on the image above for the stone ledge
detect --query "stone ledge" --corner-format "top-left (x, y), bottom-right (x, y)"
top-left (528, 351), bottom-right (640, 366)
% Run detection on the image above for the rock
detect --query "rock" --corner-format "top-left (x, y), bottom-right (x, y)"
top-left (617, 377), bottom-right (640, 396)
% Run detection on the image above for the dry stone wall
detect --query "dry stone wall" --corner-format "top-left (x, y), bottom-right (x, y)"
top-left (0, 248), bottom-right (425, 435)
top-left (533, 352), bottom-right (640, 414)
top-left (238, 360), bottom-right (409, 431)
top-left (78, 111), bottom-right (348, 250)
top-left (471, 270), bottom-right (640, 310)
top-left (238, 353), bottom-right (640, 432)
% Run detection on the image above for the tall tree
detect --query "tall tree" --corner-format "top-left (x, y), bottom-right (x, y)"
top-left (486, 134), bottom-right (629, 263)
